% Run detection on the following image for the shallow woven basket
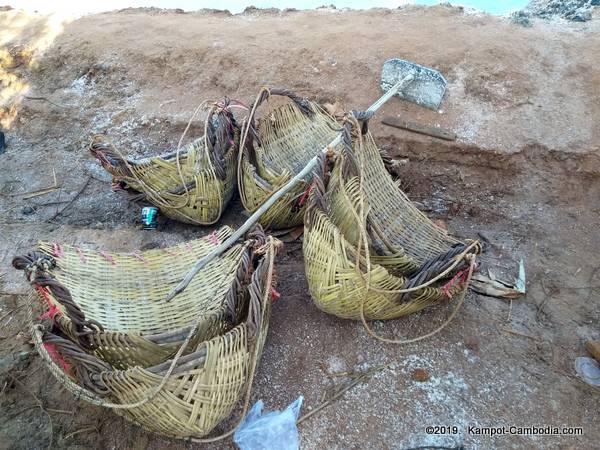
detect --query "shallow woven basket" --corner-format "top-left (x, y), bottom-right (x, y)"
top-left (304, 115), bottom-right (477, 320)
top-left (13, 226), bottom-right (263, 369)
top-left (238, 88), bottom-right (341, 230)
top-left (90, 100), bottom-right (240, 225)
top-left (13, 230), bottom-right (278, 439)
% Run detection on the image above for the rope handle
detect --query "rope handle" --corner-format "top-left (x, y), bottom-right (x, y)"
top-left (252, 88), bottom-right (314, 121)
top-left (318, 112), bottom-right (481, 344)
top-left (359, 254), bottom-right (477, 344)
top-left (242, 88), bottom-right (315, 154)
top-left (186, 98), bottom-right (242, 180)
top-left (12, 253), bottom-right (104, 349)
top-left (23, 235), bottom-right (278, 441)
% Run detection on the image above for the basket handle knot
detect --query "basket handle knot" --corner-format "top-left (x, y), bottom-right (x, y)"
top-left (341, 109), bottom-right (374, 150)
top-left (13, 250), bottom-right (104, 349)
top-left (89, 135), bottom-right (131, 174)
top-left (247, 225), bottom-right (283, 256)
top-left (350, 109), bottom-right (375, 122)
top-left (12, 252), bottom-right (56, 282)
top-left (205, 98), bottom-right (241, 181)
top-left (304, 151), bottom-right (337, 227)
top-left (398, 243), bottom-right (480, 303)
top-left (246, 224), bottom-right (267, 250)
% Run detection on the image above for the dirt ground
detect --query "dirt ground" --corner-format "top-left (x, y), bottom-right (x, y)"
top-left (1, 4), bottom-right (599, 450)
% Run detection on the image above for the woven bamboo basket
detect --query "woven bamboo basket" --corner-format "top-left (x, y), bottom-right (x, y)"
top-left (13, 229), bottom-right (279, 439)
top-left (238, 88), bottom-right (341, 230)
top-left (13, 226), bottom-right (264, 369)
top-left (90, 99), bottom-right (241, 225)
top-left (304, 114), bottom-right (479, 321)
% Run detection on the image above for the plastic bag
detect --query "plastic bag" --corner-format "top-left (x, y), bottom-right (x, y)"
top-left (575, 357), bottom-right (600, 387)
top-left (234, 396), bottom-right (303, 450)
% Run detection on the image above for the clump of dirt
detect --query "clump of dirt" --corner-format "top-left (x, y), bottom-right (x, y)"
top-left (0, 5), bottom-right (599, 450)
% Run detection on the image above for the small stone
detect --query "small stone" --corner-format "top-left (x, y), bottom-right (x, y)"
top-left (21, 205), bottom-right (35, 215)
top-left (141, 241), bottom-right (161, 250)
top-left (585, 341), bottom-right (600, 364)
top-left (0, 344), bottom-right (32, 375)
top-left (412, 368), bottom-right (430, 382)
top-left (524, 0), bottom-right (595, 22)
top-left (568, 10), bottom-right (592, 21)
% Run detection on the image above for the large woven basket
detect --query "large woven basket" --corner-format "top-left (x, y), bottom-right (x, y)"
top-left (13, 226), bottom-right (263, 369)
top-left (90, 99), bottom-right (241, 225)
top-left (238, 88), bottom-right (341, 230)
top-left (304, 114), bottom-right (479, 321)
top-left (13, 229), bottom-right (279, 439)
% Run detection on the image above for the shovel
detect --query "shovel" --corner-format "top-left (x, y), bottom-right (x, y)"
top-left (167, 59), bottom-right (447, 301)
top-left (381, 58), bottom-right (447, 110)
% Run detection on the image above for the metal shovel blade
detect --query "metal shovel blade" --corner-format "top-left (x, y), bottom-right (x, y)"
top-left (380, 58), bottom-right (447, 110)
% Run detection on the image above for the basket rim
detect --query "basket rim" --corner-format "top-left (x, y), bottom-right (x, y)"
top-left (237, 88), bottom-right (339, 214)
top-left (34, 226), bottom-right (244, 331)
top-left (25, 234), bottom-right (278, 416)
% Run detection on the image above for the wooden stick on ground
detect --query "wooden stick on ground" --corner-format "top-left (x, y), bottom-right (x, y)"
top-left (14, 168), bottom-right (61, 199)
top-left (382, 116), bottom-right (456, 141)
top-left (22, 186), bottom-right (61, 199)
top-left (166, 74), bottom-right (415, 301)
top-left (48, 177), bottom-right (91, 222)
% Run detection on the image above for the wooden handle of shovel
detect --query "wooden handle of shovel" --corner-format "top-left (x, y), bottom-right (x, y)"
top-left (166, 74), bottom-right (416, 302)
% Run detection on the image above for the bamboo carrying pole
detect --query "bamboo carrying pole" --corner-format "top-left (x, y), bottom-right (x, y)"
top-left (166, 74), bottom-right (415, 301)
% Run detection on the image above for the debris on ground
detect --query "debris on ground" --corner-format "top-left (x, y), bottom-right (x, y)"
top-left (510, 10), bottom-right (534, 27)
top-left (0, 344), bottom-right (32, 376)
top-left (470, 260), bottom-right (526, 299)
top-left (585, 340), bottom-right (600, 363)
top-left (234, 397), bottom-right (303, 450)
top-left (574, 357), bottom-right (600, 387)
top-left (20, 205), bottom-right (36, 216)
top-left (516, 0), bottom-right (599, 24)
top-left (382, 116), bottom-right (457, 141)
top-left (411, 368), bottom-right (430, 382)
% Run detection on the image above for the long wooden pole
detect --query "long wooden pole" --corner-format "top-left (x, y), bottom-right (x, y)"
top-left (166, 74), bottom-right (415, 301)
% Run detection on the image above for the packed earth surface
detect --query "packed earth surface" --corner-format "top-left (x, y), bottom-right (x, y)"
top-left (1, 5), bottom-right (599, 450)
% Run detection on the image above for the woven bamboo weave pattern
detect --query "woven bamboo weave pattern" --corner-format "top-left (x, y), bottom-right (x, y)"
top-left (304, 207), bottom-right (464, 320)
top-left (304, 116), bottom-right (474, 321)
top-left (14, 227), bottom-right (254, 369)
top-left (91, 101), bottom-right (240, 225)
top-left (15, 231), bottom-right (278, 439)
top-left (238, 88), bottom-right (341, 229)
top-left (320, 127), bottom-right (458, 276)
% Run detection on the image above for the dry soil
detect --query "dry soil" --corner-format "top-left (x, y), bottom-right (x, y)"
top-left (0, 5), bottom-right (599, 450)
